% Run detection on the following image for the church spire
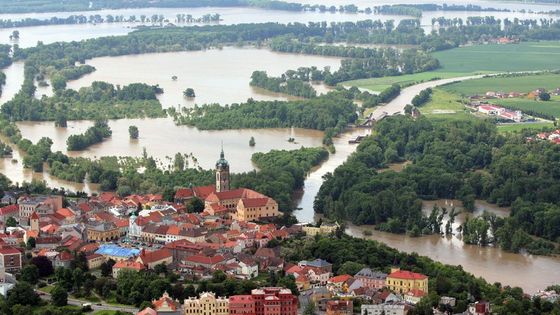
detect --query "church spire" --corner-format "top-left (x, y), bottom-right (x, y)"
top-left (215, 145), bottom-right (230, 192)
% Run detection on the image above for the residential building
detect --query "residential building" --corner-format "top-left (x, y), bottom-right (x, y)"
top-left (113, 260), bottom-right (145, 278)
top-left (0, 246), bottom-right (22, 273)
top-left (0, 267), bottom-right (16, 296)
top-left (136, 248), bottom-right (173, 269)
top-left (386, 268), bottom-right (428, 295)
top-left (251, 287), bottom-right (298, 315)
top-left (354, 268), bottom-right (387, 290)
top-left (0, 205), bottom-right (19, 222)
top-left (302, 222), bottom-right (340, 236)
top-left (326, 300), bottom-right (353, 315)
top-left (404, 289), bottom-right (426, 305)
top-left (229, 295), bottom-right (255, 315)
top-left (152, 291), bottom-right (180, 315)
top-left (86, 253), bottom-right (105, 269)
top-left (182, 291), bottom-right (229, 315)
top-left (361, 302), bottom-right (409, 315)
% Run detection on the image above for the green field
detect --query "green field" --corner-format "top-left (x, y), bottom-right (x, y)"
top-left (344, 41), bottom-right (560, 92)
top-left (497, 121), bottom-right (555, 133)
top-left (441, 73), bottom-right (560, 96)
top-left (418, 89), bottom-right (472, 120)
top-left (494, 96), bottom-right (560, 118)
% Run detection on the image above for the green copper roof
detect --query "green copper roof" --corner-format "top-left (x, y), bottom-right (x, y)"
top-left (216, 147), bottom-right (229, 168)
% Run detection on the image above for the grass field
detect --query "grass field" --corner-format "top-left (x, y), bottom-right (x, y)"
top-left (344, 41), bottom-right (560, 92)
top-left (441, 73), bottom-right (560, 96)
top-left (497, 121), bottom-right (555, 133)
top-left (418, 89), bottom-right (472, 120)
top-left (494, 96), bottom-right (560, 118)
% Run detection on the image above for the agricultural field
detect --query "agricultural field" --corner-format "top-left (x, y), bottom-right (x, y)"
top-left (495, 96), bottom-right (560, 118)
top-left (417, 89), bottom-right (473, 120)
top-left (497, 121), bottom-right (555, 133)
top-left (441, 73), bottom-right (560, 96)
top-left (344, 41), bottom-right (560, 92)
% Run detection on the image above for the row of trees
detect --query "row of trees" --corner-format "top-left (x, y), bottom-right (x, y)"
top-left (314, 116), bottom-right (560, 251)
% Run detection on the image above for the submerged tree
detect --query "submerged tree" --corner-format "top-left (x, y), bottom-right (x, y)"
top-left (249, 136), bottom-right (256, 147)
top-left (183, 88), bottom-right (195, 97)
top-left (129, 125), bottom-right (139, 139)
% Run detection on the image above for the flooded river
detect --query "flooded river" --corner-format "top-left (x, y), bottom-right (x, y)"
top-left (64, 47), bottom-right (340, 108)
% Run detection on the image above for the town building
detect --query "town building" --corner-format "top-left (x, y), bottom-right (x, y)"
top-left (0, 246), bottom-right (22, 273)
top-left (251, 287), bottom-right (298, 315)
top-left (386, 268), bottom-right (428, 295)
top-left (302, 222), bottom-right (340, 236)
top-left (174, 149), bottom-right (280, 222)
top-left (86, 221), bottom-right (121, 241)
top-left (326, 300), bottom-right (353, 315)
top-left (182, 291), bottom-right (229, 315)
top-left (229, 295), bottom-right (255, 315)
top-left (354, 268), bottom-right (387, 290)
top-left (113, 260), bottom-right (145, 278)
top-left (361, 302), bottom-right (410, 315)
top-left (136, 248), bottom-right (173, 269)
top-left (95, 244), bottom-right (140, 262)
top-left (152, 291), bottom-right (180, 315)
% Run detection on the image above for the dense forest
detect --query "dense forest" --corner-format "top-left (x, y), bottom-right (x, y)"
top-left (282, 234), bottom-right (560, 315)
top-left (314, 116), bottom-right (560, 254)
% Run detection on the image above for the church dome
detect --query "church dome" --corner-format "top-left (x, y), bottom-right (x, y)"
top-left (216, 148), bottom-right (229, 168)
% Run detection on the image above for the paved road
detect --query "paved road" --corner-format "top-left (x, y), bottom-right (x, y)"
top-left (38, 291), bottom-right (138, 313)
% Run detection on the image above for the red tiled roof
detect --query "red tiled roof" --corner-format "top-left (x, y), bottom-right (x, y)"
top-left (138, 248), bottom-right (172, 265)
top-left (175, 188), bottom-right (194, 199)
top-left (86, 253), bottom-right (103, 260)
top-left (56, 208), bottom-right (74, 218)
top-left (0, 246), bottom-right (21, 255)
top-left (406, 289), bottom-right (426, 297)
top-left (241, 198), bottom-right (270, 208)
top-left (30, 211), bottom-right (39, 220)
top-left (153, 293), bottom-right (177, 311)
top-left (80, 243), bottom-right (100, 253)
top-left (184, 254), bottom-right (225, 265)
top-left (329, 274), bottom-right (353, 283)
top-left (0, 205), bottom-right (18, 216)
top-left (388, 270), bottom-right (427, 280)
top-left (114, 259), bottom-right (144, 271)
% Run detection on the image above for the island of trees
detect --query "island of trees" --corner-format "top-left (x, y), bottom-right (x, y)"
top-left (66, 120), bottom-right (112, 151)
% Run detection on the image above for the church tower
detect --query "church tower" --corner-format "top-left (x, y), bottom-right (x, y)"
top-left (30, 211), bottom-right (39, 232)
top-left (215, 147), bottom-right (230, 192)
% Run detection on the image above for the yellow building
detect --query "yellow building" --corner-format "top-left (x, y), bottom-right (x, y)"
top-left (183, 292), bottom-right (229, 315)
top-left (303, 222), bottom-right (340, 236)
top-left (386, 268), bottom-right (428, 294)
top-left (235, 197), bottom-right (279, 221)
top-left (87, 222), bottom-right (121, 241)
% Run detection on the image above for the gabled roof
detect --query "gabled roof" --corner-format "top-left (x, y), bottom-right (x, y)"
top-left (0, 205), bottom-right (18, 216)
top-left (240, 198), bottom-right (270, 208)
top-left (138, 248), bottom-right (172, 265)
top-left (184, 254), bottom-right (225, 265)
top-left (329, 274), bottom-right (353, 283)
top-left (388, 270), bottom-right (427, 280)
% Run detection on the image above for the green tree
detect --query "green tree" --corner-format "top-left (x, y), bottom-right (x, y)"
top-left (129, 125), bottom-right (139, 139)
top-left (7, 282), bottom-right (40, 307)
top-left (26, 237), bottom-right (36, 250)
top-left (5, 216), bottom-right (17, 227)
top-left (51, 285), bottom-right (68, 306)
top-left (249, 136), bottom-right (256, 147)
top-left (20, 264), bottom-right (39, 284)
top-left (539, 92), bottom-right (551, 101)
top-left (30, 256), bottom-right (54, 277)
top-left (183, 88), bottom-right (196, 97)
top-left (303, 301), bottom-right (317, 315)
top-left (187, 197), bottom-right (205, 213)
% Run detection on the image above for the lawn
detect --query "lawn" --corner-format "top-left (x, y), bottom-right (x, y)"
top-left (418, 89), bottom-right (473, 120)
top-left (441, 73), bottom-right (560, 96)
top-left (497, 121), bottom-right (555, 133)
top-left (38, 285), bottom-right (55, 293)
top-left (343, 41), bottom-right (560, 92)
top-left (494, 96), bottom-right (560, 118)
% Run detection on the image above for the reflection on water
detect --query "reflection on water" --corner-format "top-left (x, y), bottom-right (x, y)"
top-left (65, 47), bottom-right (341, 108)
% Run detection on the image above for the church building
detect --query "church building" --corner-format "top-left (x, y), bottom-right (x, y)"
top-left (174, 148), bottom-right (280, 222)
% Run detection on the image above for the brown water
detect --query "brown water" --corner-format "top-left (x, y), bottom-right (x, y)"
top-left (64, 47), bottom-right (340, 108)
top-left (16, 118), bottom-right (324, 172)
